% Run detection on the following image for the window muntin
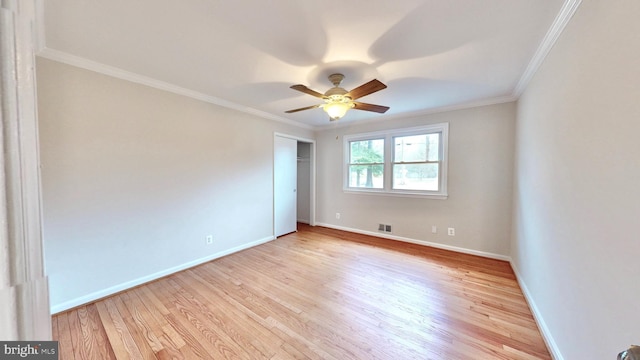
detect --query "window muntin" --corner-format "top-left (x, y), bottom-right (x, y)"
top-left (347, 139), bottom-right (384, 189)
top-left (343, 123), bottom-right (448, 198)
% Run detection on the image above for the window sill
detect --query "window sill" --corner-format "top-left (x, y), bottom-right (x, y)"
top-left (343, 188), bottom-right (448, 200)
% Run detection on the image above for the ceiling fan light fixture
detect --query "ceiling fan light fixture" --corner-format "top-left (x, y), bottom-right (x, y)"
top-left (323, 95), bottom-right (354, 121)
top-left (286, 74), bottom-right (388, 121)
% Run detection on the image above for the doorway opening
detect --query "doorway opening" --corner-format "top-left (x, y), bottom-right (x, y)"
top-left (273, 133), bottom-right (316, 238)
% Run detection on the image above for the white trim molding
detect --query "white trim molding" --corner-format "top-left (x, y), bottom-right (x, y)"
top-left (510, 262), bottom-right (564, 360)
top-left (513, 0), bottom-right (582, 96)
top-left (316, 223), bottom-right (511, 262)
top-left (32, 0), bottom-right (582, 134)
top-left (318, 95), bottom-right (517, 130)
top-left (315, 222), bottom-right (561, 357)
top-left (51, 235), bottom-right (275, 314)
top-left (36, 48), bottom-right (314, 131)
top-left (342, 123), bottom-right (449, 199)
top-left (0, 0), bottom-right (51, 340)
top-left (273, 132), bottom-right (317, 230)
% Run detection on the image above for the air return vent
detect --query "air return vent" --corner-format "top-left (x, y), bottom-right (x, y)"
top-left (378, 224), bottom-right (392, 233)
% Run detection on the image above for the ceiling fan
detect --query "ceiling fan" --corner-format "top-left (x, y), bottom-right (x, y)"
top-left (285, 73), bottom-right (390, 121)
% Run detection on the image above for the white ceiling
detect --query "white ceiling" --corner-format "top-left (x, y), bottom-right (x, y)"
top-left (40, 0), bottom-right (567, 128)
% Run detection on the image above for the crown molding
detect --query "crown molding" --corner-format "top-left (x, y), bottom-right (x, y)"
top-left (513, 0), bottom-right (582, 96)
top-left (35, 0), bottom-right (580, 133)
top-left (36, 48), bottom-right (314, 130)
top-left (314, 94), bottom-right (518, 130)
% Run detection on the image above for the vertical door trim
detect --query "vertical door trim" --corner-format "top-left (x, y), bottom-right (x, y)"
top-left (0, 0), bottom-right (51, 340)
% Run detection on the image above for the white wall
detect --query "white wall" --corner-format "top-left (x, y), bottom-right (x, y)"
top-left (37, 58), bottom-right (313, 312)
top-left (316, 102), bottom-right (516, 257)
top-left (512, 1), bottom-right (640, 358)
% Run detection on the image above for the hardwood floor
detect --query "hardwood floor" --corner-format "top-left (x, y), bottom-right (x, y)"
top-left (52, 224), bottom-right (551, 359)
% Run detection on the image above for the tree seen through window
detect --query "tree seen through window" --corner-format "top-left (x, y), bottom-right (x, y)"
top-left (349, 139), bottom-right (384, 189)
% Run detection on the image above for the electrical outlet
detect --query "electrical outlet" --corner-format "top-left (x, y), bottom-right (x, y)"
top-left (431, 225), bottom-right (437, 234)
top-left (336, 212), bottom-right (341, 219)
top-left (447, 228), bottom-right (455, 236)
top-left (206, 235), bottom-right (213, 244)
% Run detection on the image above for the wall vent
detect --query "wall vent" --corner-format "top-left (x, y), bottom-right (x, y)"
top-left (378, 223), bottom-right (392, 233)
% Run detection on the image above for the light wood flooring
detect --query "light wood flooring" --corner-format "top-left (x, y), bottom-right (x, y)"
top-left (52, 224), bottom-right (551, 359)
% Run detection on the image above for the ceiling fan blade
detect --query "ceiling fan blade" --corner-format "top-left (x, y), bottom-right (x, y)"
top-left (353, 102), bottom-right (390, 114)
top-left (285, 104), bottom-right (321, 113)
top-left (290, 84), bottom-right (326, 99)
top-left (347, 79), bottom-right (387, 100)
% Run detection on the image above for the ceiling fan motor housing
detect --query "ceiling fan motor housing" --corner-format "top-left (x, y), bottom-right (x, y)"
top-left (325, 73), bottom-right (349, 99)
top-left (328, 73), bottom-right (345, 87)
top-left (324, 87), bottom-right (349, 98)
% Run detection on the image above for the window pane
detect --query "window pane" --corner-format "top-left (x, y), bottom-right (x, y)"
top-left (427, 133), bottom-right (440, 162)
top-left (350, 139), bottom-right (384, 164)
top-left (392, 163), bottom-right (439, 191)
top-left (349, 165), bottom-right (384, 189)
top-left (394, 134), bottom-right (440, 162)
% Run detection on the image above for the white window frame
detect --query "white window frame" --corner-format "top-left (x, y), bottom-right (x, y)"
top-left (343, 123), bottom-right (449, 199)
top-left (345, 136), bottom-right (386, 192)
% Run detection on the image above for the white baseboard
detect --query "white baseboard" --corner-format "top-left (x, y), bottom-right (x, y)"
top-left (52, 224), bottom-right (562, 360)
top-left (315, 222), bottom-right (511, 261)
top-left (510, 262), bottom-right (563, 360)
top-left (315, 222), bottom-right (561, 358)
top-left (50, 235), bottom-right (275, 314)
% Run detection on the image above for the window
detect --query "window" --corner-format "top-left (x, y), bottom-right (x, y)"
top-left (344, 123), bottom-right (448, 198)
top-left (393, 133), bottom-right (440, 191)
top-left (347, 138), bottom-right (384, 189)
